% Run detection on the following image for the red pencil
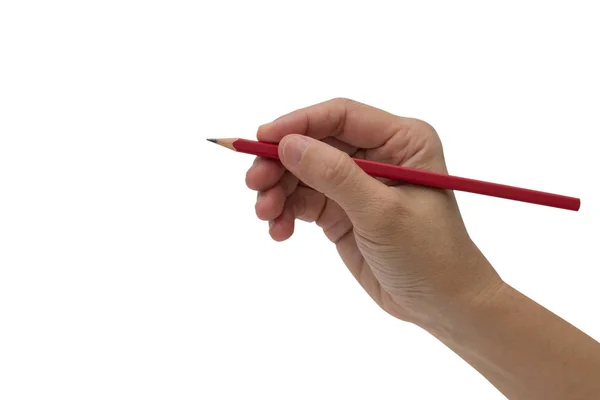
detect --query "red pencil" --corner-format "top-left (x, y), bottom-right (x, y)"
top-left (207, 138), bottom-right (580, 212)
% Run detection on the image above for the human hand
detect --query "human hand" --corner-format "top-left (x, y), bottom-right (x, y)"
top-left (245, 98), bottom-right (502, 325)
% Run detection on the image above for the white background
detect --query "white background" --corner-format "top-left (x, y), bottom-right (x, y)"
top-left (1, 1), bottom-right (598, 399)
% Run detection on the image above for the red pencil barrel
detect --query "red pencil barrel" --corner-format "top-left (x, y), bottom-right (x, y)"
top-left (231, 139), bottom-right (580, 211)
top-left (233, 139), bottom-right (279, 159)
top-left (353, 158), bottom-right (580, 211)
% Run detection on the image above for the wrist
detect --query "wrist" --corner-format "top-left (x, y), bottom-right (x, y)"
top-left (415, 273), bottom-right (508, 338)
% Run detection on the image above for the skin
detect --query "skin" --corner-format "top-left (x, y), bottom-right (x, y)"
top-left (245, 98), bottom-right (600, 399)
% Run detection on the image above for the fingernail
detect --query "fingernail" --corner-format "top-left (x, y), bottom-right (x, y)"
top-left (257, 192), bottom-right (263, 204)
top-left (282, 136), bottom-right (309, 166)
top-left (272, 113), bottom-right (292, 125)
top-left (258, 114), bottom-right (294, 136)
top-left (259, 115), bottom-right (285, 129)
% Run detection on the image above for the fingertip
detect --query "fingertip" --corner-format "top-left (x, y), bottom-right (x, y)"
top-left (245, 157), bottom-right (285, 191)
top-left (255, 186), bottom-right (286, 221)
top-left (268, 210), bottom-right (295, 242)
top-left (245, 169), bottom-right (263, 191)
top-left (244, 167), bottom-right (255, 189)
top-left (257, 112), bottom-right (301, 143)
top-left (278, 134), bottom-right (310, 167)
top-left (257, 122), bottom-right (277, 142)
top-left (278, 132), bottom-right (301, 145)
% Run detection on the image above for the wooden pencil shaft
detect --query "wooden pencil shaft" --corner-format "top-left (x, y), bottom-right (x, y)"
top-left (215, 138), bottom-right (580, 212)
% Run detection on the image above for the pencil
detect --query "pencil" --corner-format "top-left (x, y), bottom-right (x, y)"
top-left (207, 138), bottom-right (581, 212)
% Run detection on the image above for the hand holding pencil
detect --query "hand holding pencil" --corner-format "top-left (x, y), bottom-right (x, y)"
top-left (231, 98), bottom-right (501, 323)
top-left (207, 96), bottom-right (585, 322)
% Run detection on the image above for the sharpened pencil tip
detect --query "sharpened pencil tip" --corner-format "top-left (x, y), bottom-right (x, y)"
top-left (206, 138), bottom-right (217, 143)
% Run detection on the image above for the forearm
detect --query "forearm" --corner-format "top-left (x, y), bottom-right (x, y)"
top-left (422, 280), bottom-right (600, 399)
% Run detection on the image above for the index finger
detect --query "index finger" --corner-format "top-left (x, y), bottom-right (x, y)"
top-left (257, 98), bottom-right (408, 149)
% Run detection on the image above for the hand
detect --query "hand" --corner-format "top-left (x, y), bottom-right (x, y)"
top-left (245, 98), bottom-right (502, 325)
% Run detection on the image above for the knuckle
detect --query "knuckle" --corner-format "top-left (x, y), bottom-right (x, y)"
top-left (411, 118), bottom-right (437, 134)
top-left (408, 118), bottom-right (445, 157)
top-left (329, 98), bottom-right (353, 136)
top-left (281, 173), bottom-right (298, 196)
top-left (244, 170), bottom-right (253, 187)
top-left (291, 193), bottom-right (307, 218)
top-left (330, 97), bottom-right (353, 105)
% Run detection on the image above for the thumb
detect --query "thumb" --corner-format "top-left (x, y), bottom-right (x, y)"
top-left (278, 134), bottom-right (391, 220)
